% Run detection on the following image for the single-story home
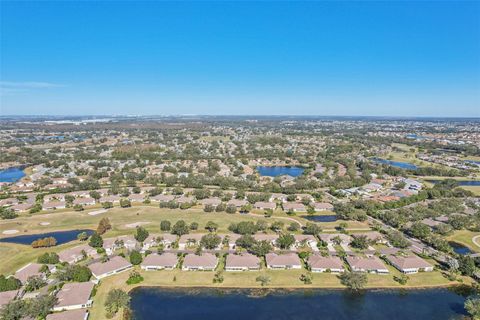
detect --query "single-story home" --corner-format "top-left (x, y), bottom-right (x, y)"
top-left (99, 195), bottom-right (121, 204)
top-left (150, 194), bottom-right (176, 203)
top-left (46, 309), bottom-right (89, 320)
top-left (182, 253), bottom-right (218, 271)
top-left (128, 194), bottom-right (145, 202)
top-left (312, 202), bottom-right (334, 212)
top-left (346, 256), bottom-right (389, 274)
top-left (225, 253), bottom-right (261, 271)
top-left (384, 254), bottom-right (433, 274)
top-left (0, 290), bottom-right (19, 308)
top-left (42, 201), bottom-right (66, 210)
top-left (351, 231), bottom-right (386, 244)
top-left (227, 199), bottom-right (248, 208)
top-left (15, 263), bottom-right (56, 284)
top-left (282, 202), bottom-right (306, 212)
top-left (58, 244), bottom-right (100, 264)
top-left (200, 198), bottom-right (222, 208)
top-left (141, 253), bottom-right (178, 271)
top-left (265, 253), bottom-right (302, 270)
top-left (73, 198), bottom-right (96, 206)
top-left (253, 201), bottom-right (276, 210)
top-left (178, 234), bottom-right (205, 250)
top-left (89, 256), bottom-right (132, 279)
top-left (103, 235), bottom-right (139, 255)
top-left (52, 282), bottom-right (94, 311)
top-left (142, 234), bottom-right (177, 251)
top-left (308, 254), bottom-right (345, 273)
top-left (293, 235), bottom-right (318, 250)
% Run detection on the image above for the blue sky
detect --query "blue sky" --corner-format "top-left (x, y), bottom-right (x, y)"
top-left (1, 1), bottom-right (479, 116)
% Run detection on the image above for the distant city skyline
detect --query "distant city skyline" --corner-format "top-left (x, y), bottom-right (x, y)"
top-left (1, 1), bottom-right (479, 117)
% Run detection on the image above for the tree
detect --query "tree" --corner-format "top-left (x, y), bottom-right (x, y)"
top-left (300, 273), bottom-right (312, 284)
top-left (350, 235), bottom-right (370, 250)
top-left (339, 272), bottom-right (367, 291)
top-left (105, 289), bottom-right (130, 318)
top-left (130, 250), bottom-right (143, 265)
top-left (171, 220), bottom-right (189, 236)
top-left (205, 221), bottom-right (219, 232)
top-left (465, 295), bottom-right (480, 320)
top-left (55, 265), bottom-right (92, 282)
top-left (276, 233), bottom-right (295, 249)
top-left (190, 222), bottom-right (199, 230)
top-left (458, 256), bottom-right (476, 276)
top-left (97, 217), bottom-right (112, 235)
top-left (408, 223), bottom-right (431, 240)
top-left (200, 234), bottom-right (221, 249)
top-left (73, 204), bottom-right (84, 211)
top-left (288, 222), bottom-right (300, 232)
top-left (0, 299), bottom-right (27, 320)
top-left (256, 275), bottom-right (271, 286)
top-left (120, 199), bottom-right (131, 208)
top-left (393, 274), bottom-right (409, 285)
top-left (37, 252), bottom-right (59, 264)
top-left (89, 232), bottom-right (104, 248)
top-left (0, 275), bottom-right (21, 292)
top-left (236, 234), bottom-right (256, 249)
top-left (229, 221), bottom-right (257, 235)
top-left (134, 226), bottom-right (149, 242)
top-left (77, 231), bottom-right (89, 241)
top-left (28, 294), bottom-right (58, 319)
top-left (126, 270), bottom-right (144, 285)
top-left (160, 220), bottom-right (171, 231)
top-left (270, 221), bottom-right (284, 232)
top-left (204, 204), bottom-right (214, 213)
top-left (24, 276), bottom-right (46, 292)
top-left (249, 240), bottom-right (272, 257)
top-left (226, 205), bottom-right (236, 214)
top-left (102, 202), bottom-right (113, 209)
top-left (213, 271), bottom-right (224, 283)
top-left (304, 222), bottom-right (322, 235)
top-left (31, 237), bottom-right (57, 248)
top-left (0, 208), bottom-right (18, 220)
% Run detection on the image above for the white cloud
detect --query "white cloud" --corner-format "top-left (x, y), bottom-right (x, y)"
top-left (0, 81), bottom-right (65, 96)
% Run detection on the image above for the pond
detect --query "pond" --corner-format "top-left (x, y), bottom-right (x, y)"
top-left (449, 242), bottom-right (472, 255)
top-left (130, 287), bottom-right (469, 320)
top-left (303, 215), bottom-right (337, 222)
top-left (0, 167), bottom-right (26, 183)
top-left (256, 166), bottom-right (304, 177)
top-left (0, 229), bottom-right (94, 245)
top-left (426, 180), bottom-right (480, 186)
top-left (371, 158), bottom-right (418, 170)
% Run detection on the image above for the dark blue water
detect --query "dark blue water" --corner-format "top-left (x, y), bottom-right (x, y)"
top-left (371, 158), bottom-right (418, 170)
top-left (0, 229), bottom-right (94, 245)
top-left (449, 242), bottom-right (472, 255)
top-left (303, 215), bottom-right (337, 222)
top-left (0, 167), bottom-right (26, 182)
top-left (427, 180), bottom-right (480, 186)
top-left (130, 287), bottom-right (468, 320)
top-left (257, 166), bottom-right (304, 177)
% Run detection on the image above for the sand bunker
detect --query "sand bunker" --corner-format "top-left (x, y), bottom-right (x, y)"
top-left (2, 229), bottom-right (19, 235)
top-left (125, 221), bottom-right (150, 228)
top-left (88, 209), bottom-right (107, 216)
top-left (39, 222), bottom-right (50, 226)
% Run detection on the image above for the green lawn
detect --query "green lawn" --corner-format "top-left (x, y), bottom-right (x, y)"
top-left (447, 230), bottom-right (480, 253)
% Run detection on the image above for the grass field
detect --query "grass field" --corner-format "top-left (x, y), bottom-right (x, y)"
top-left (88, 263), bottom-right (468, 320)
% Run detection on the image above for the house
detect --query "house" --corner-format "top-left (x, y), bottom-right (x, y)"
top-left (42, 201), bottom-right (66, 210)
top-left (46, 309), bottom-right (89, 320)
top-left (142, 234), bottom-right (177, 251)
top-left (11, 203), bottom-right (33, 212)
top-left (318, 233), bottom-right (351, 245)
top-left (225, 253), bottom-right (261, 271)
top-left (265, 253), bottom-right (301, 269)
top-left (182, 253), bottom-right (218, 271)
top-left (253, 234), bottom-right (278, 247)
top-left (89, 256), bottom-right (132, 279)
top-left (141, 253), bottom-right (178, 270)
top-left (227, 199), bottom-right (248, 208)
top-left (253, 201), bottom-right (276, 210)
top-left (176, 196), bottom-right (195, 205)
top-left (0, 290), bottom-right (19, 308)
top-left (282, 202), bottom-right (306, 212)
top-left (312, 202), bottom-right (334, 212)
top-left (58, 244), bottom-right (100, 264)
top-left (73, 198), bottom-right (96, 206)
top-left (128, 194), bottom-right (145, 202)
top-left (384, 253), bottom-right (433, 274)
top-left (346, 256), bottom-right (389, 274)
top-left (15, 263), bottom-right (56, 284)
top-left (352, 231), bottom-right (386, 244)
top-left (293, 235), bottom-right (318, 251)
top-left (308, 254), bottom-right (345, 273)
top-left (99, 195), bottom-right (121, 204)
top-left (52, 282), bottom-right (94, 311)
top-left (200, 198), bottom-right (222, 208)
top-left (103, 235), bottom-right (138, 255)
top-left (178, 234), bottom-right (205, 250)
top-left (150, 194), bottom-right (175, 203)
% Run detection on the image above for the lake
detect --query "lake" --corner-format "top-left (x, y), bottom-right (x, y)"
top-left (0, 167), bottom-right (26, 183)
top-left (426, 180), bottom-right (480, 187)
top-left (130, 287), bottom-right (469, 320)
top-left (257, 166), bottom-right (304, 177)
top-left (449, 242), bottom-right (472, 255)
top-left (303, 215), bottom-right (337, 222)
top-left (0, 229), bottom-right (94, 245)
top-left (371, 158), bottom-right (418, 170)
